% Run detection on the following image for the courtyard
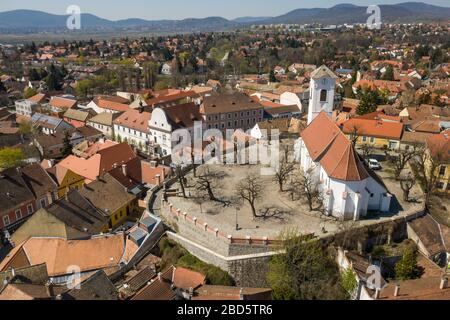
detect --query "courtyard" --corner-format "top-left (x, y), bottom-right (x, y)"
top-left (159, 157), bottom-right (424, 240)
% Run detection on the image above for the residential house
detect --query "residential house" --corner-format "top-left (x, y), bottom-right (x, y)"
top-left (10, 190), bottom-right (109, 246)
top-left (61, 270), bottom-right (118, 300)
top-left (192, 286), bottom-right (272, 300)
top-left (251, 118), bottom-right (305, 140)
top-left (0, 233), bottom-right (139, 285)
top-left (149, 102), bottom-right (204, 157)
top-left (20, 164), bottom-right (57, 209)
top-left (342, 118), bottom-right (404, 150)
top-left (87, 112), bottom-right (118, 138)
top-left (263, 105), bottom-right (302, 120)
top-left (33, 126), bottom-right (102, 159)
top-left (201, 93), bottom-right (264, 132)
top-left (426, 130), bottom-right (450, 193)
top-left (0, 168), bottom-right (37, 232)
top-left (87, 96), bottom-right (130, 114)
top-left (57, 142), bottom-right (139, 183)
top-left (45, 96), bottom-right (77, 114)
top-left (31, 113), bottom-right (74, 135)
top-left (288, 63), bottom-right (317, 75)
top-left (15, 99), bottom-right (38, 118)
top-left (280, 91), bottom-right (304, 111)
top-left (274, 66), bottom-right (286, 75)
top-left (63, 108), bottom-right (96, 128)
top-left (407, 214), bottom-right (450, 267)
top-left (161, 63), bottom-right (172, 76)
top-left (45, 164), bottom-right (86, 199)
top-left (113, 108), bottom-right (152, 154)
top-left (79, 173), bottom-right (138, 230)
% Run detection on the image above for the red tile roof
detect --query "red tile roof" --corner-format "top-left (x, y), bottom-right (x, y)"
top-left (113, 109), bottom-right (151, 133)
top-left (301, 112), bottom-right (369, 181)
top-left (342, 118), bottom-right (404, 140)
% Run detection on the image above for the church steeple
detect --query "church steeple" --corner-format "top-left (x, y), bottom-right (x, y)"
top-left (307, 65), bottom-right (338, 125)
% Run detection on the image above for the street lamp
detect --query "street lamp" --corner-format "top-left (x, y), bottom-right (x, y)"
top-left (235, 207), bottom-right (240, 231)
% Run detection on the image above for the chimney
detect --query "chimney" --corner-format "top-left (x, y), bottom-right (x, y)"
top-left (122, 164), bottom-right (127, 176)
top-left (394, 284), bottom-right (400, 297)
top-left (113, 163), bottom-right (118, 169)
top-left (374, 288), bottom-right (381, 300)
top-left (239, 288), bottom-right (244, 300)
top-left (45, 281), bottom-right (55, 298)
top-left (440, 277), bottom-right (448, 290)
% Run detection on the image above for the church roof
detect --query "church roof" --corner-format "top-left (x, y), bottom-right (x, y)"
top-left (310, 65), bottom-right (339, 80)
top-left (301, 112), bottom-right (369, 181)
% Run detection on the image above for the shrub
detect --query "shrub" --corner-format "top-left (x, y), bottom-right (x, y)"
top-left (395, 247), bottom-right (422, 280)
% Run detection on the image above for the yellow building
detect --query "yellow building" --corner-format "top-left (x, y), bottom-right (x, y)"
top-left (46, 165), bottom-right (85, 199)
top-left (426, 130), bottom-right (450, 194)
top-left (342, 117), bottom-right (403, 150)
top-left (79, 173), bottom-right (138, 230)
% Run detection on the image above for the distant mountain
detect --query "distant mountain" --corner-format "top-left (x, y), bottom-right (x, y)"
top-left (0, 2), bottom-right (449, 34)
top-left (260, 2), bottom-right (450, 25)
top-left (232, 16), bottom-right (271, 23)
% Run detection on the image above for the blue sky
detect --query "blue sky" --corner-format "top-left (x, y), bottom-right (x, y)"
top-left (0, 0), bottom-right (449, 20)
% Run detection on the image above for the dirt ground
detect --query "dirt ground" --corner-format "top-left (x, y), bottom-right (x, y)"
top-left (166, 158), bottom-right (424, 239)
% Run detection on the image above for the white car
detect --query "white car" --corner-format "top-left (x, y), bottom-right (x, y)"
top-left (367, 159), bottom-right (382, 170)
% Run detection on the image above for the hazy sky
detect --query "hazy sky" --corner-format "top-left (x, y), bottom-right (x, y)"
top-left (0, 1), bottom-right (449, 20)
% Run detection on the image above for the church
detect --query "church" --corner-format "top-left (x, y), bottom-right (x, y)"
top-left (296, 66), bottom-right (392, 221)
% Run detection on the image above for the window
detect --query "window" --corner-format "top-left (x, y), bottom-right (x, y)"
top-left (27, 204), bottom-right (34, 215)
top-left (320, 90), bottom-right (327, 102)
top-left (3, 215), bottom-right (10, 226)
top-left (370, 137), bottom-right (375, 144)
top-left (362, 136), bottom-right (367, 142)
top-left (40, 198), bottom-right (47, 208)
top-left (439, 166), bottom-right (446, 177)
top-left (436, 182), bottom-right (445, 190)
top-left (15, 209), bottom-right (22, 220)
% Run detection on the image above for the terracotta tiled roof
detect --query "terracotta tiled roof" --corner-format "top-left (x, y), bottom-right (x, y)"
top-left (379, 276), bottom-right (450, 300)
top-left (0, 234), bottom-right (138, 277)
top-left (342, 118), bottom-right (404, 140)
top-left (202, 93), bottom-right (262, 115)
top-left (58, 143), bottom-right (137, 181)
top-left (20, 164), bottom-right (57, 198)
top-left (49, 97), bottom-right (77, 109)
top-left (27, 93), bottom-right (47, 104)
top-left (193, 285), bottom-right (272, 300)
top-left (113, 109), bottom-right (151, 133)
top-left (172, 267), bottom-right (206, 290)
top-left (163, 102), bottom-right (203, 129)
top-left (426, 129), bottom-right (450, 164)
top-left (94, 97), bottom-right (129, 112)
top-left (302, 112), bottom-right (369, 181)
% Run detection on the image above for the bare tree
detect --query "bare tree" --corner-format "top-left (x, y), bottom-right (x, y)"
top-left (236, 173), bottom-right (264, 218)
top-left (360, 143), bottom-right (374, 160)
top-left (399, 173), bottom-right (416, 202)
top-left (291, 168), bottom-right (324, 212)
top-left (388, 143), bottom-right (421, 179)
top-left (196, 166), bottom-right (229, 205)
top-left (274, 157), bottom-right (296, 192)
top-left (411, 145), bottom-right (446, 207)
top-left (175, 165), bottom-right (187, 198)
top-left (348, 124), bottom-right (361, 147)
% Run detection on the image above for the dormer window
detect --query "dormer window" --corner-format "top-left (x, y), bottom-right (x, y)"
top-left (320, 90), bottom-right (327, 102)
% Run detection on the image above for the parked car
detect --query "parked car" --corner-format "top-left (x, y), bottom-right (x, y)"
top-left (367, 159), bottom-right (382, 170)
